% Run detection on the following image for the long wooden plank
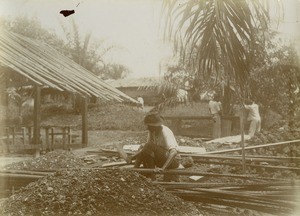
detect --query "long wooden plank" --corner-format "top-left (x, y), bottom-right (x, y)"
top-left (0, 173), bottom-right (44, 179)
top-left (156, 181), bottom-right (299, 189)
top-left (0, 170), bottom-right (52, 176)
top-left (192, 159), bottom-right (300, 171)
top-left (130, 168), bottom-right (287, 181)
top-left (185, 154), bottom-right (292, 163)
top-left (221, 154), bottom-right (300, 161)
top-left (204, 139), bottom-right (300, 154)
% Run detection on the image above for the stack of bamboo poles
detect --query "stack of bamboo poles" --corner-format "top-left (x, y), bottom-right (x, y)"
top-left (0, 167), bottom-right (299, 214)
top-left (131, 168), bottom-right (300, 215)
top-left (1, 140), bottom-right (299, 214)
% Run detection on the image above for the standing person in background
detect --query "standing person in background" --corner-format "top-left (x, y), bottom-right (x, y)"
top-left (244, 99), bottom-right (261, 137)
top-left (137, 96), bottom-right (144, 110)
top-left (209, 94), bottom-right (222, 139)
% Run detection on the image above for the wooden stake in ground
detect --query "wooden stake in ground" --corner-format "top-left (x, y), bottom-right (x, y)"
top-left (240, 105), bottom-right (246, 173)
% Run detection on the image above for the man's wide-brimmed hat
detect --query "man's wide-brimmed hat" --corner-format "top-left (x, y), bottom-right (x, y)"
top-left (144, 113), bottom-right (164, 126)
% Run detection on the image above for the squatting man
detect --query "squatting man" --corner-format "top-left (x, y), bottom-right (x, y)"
top-left (126, 113), bottom-right (181, 181)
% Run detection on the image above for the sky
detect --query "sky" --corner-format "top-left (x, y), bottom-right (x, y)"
top-left (0, 0), bottom-right (299, 78)
top-left (0, 0), bottom-right (173, 78)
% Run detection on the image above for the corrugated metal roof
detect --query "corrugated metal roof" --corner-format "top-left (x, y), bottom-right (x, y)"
top-left (106, 76), bottom-right (161, 88)
top-left (0, 29), bottom-right (138, 103)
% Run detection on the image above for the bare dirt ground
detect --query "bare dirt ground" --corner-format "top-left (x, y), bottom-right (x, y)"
top-left (1, 128), bottom-right (300, 216)
top-left (1, 103), bottom-right (300, 215)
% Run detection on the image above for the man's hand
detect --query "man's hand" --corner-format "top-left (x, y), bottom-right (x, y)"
top-left (154, 167), bottom-right (163, 174)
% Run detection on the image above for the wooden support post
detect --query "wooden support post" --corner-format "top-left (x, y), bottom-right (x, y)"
top-left (82, 96), bottom-right (88, 148)
top-left (33, 85), bottom-right (42, 157)
top-left (5, 127), bottom-right (9, 152)
top-left (12, 127), bottom-right (15, 145)
top-left (33, 85), bottom-right (41, 146)
top-left (51, 128), bottom-right (54, 151)
top-left (62, 127), bottom-right (66, 150)
top-left (45, 127), bottom-right (49, 151)
top-left (67, 127), bottom-right (71, 150)
top-left (5, 127), bottom-right (9, 143)
top-left (28, 127), bottom-right (32, 144)
top-left (240, 106), bottom-right (246, 174)
top-left (22, 127), bottom-right (26, 145)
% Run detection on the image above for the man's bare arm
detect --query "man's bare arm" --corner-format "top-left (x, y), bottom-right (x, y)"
top-left (162, 149), bottom-right (178, 170)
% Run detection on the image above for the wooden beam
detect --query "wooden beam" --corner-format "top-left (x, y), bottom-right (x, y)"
top-left (33, 85), bottom-right (41, 145)
top-left (164, 115), bottom-right (238, 120)
top-left (205, 139), bottom-right (300, 155)
top-left (185, 154), bottom-right (294, 163)
top-left (129, 168), bottom-right (286, 181)
top-left (240, 108), bottom-right (246, 174)
top-left (82, 96), bottom-right (88, 147)
top-left (155, 181), bottom-right (298, 188)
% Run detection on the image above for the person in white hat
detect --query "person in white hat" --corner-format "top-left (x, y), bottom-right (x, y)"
top-left (128, 112), bottom-right (181, 181)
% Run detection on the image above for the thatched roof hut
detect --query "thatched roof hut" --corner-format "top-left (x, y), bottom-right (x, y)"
top-left (0, 29), bottom-right (137, 147)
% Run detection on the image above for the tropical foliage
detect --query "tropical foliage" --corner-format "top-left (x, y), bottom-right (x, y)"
top-left (162, 0), bottom-right (274, 98)
top-left (98, 63), bottom-right (130, 80)
top-left (249, 34), bottom-right (300, 118)
top-left (0, 15), bottom-right (65, 48)
top-left (160, 0), bottom-right (300, 120)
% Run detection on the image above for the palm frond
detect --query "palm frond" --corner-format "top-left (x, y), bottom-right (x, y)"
top-left (162, 0), bottom-right (271, 96)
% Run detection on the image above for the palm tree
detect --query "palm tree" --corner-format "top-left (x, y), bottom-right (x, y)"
top-left (162, 0), bottom-right (280, 99)
top-left (162, 0), bottom-right (283, 172)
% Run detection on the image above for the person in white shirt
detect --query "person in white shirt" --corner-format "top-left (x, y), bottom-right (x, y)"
top-left (137, 96), bottom-right (144, 109)
top-left (127, 113), bottom-right (181, 181)
top-left (208, 94), bottom-right (222, 139)
top-left (244, 99), bottom-right (261, 137)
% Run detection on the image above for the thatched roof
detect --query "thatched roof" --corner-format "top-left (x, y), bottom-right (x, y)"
top-left (106, 77), bottom-right (161, 88)
top-left (0, 29), bottom-right (137, 103)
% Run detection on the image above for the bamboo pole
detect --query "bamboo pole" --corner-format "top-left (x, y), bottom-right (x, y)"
top-left (0, 39), bottom-right (65, 90)
top-left (240, 107), bottom-right (246, 173)
top-left (18, 34), bottom-right (131, 101)
top-left (0, 173), bottom-right (44, 179)
top-left (82, 96), bottom-right (88, 147)
top-left (203, 139), bottom-right (300, 155)
top-left (155, 181), bottom-right (298, 189)
top-left (33, 85), bottom-right (41, 148)
top-left (216, 154), bottom-right (300, 161)
top-left (192, 159), bottom-right (300, 171)
top-left (172, 191), bottom-right (293, 214)
top-left (0, 170), bottom-right (52, 176)
top-left (172, 187), bottom-right (297, 207)
top-left (0, 55), bottom-right (43, 86)
top-left (102, 147), bottom-right (298, 162)
top-left (129, 168), bottom-right (287, 181)
top-left (1, 30), bottom-right (135, 102)
top-left (3, 32), bottom-right (97, 96)
top-left (189, 154), bottom-right (294, 163)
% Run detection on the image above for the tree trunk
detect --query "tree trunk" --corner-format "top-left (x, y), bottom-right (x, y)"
top-left (221, 118), bottom-right (232, 137)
